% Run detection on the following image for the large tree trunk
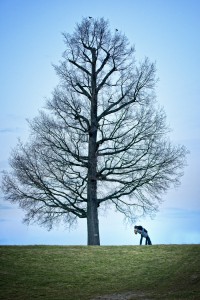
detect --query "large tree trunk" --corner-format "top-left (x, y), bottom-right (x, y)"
top-left (87, 47), bottom-right (100, 245)
top-left (87, 117), bottom-right (100, 245)
top-left (87, 178), bottom-right (100, 245)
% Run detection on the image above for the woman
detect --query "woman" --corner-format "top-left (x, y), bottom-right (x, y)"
top-left (134, 225), bottom-right (152, 245)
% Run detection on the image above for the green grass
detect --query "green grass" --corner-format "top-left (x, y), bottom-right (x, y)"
top-left (0, 245), bottom-right (200, 299)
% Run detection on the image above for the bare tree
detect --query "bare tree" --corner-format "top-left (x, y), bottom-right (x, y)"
top-left (1, 18), bottom-right (188, 245)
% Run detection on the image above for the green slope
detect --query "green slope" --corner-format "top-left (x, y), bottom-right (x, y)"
top-left (0, 245), bottom-right (199, 299)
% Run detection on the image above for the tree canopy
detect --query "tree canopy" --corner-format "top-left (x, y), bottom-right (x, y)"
top-left (1, 17), bottom-right (188, 245)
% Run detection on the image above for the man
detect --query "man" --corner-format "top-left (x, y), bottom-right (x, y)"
top-left (134, 225), bottom-right (152, 245)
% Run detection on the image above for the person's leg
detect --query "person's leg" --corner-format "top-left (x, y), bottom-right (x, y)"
top-left (146, 236), bottom-right (152, 245)
top-left (140, 236), bottom-right (143, 245)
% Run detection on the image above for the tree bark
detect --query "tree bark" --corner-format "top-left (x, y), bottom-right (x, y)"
top-left (87, 177), bottom-right (100, 245)
top-left (87, 47), bottom-right (100, 245)
top-left (87, 114), bottom-right (100, 245)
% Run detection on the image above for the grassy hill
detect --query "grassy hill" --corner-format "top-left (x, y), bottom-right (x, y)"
top-left (0, 245), bottom-right (199, 299)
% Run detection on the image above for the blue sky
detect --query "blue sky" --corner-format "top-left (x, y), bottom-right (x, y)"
top-left (0, 0), bottom-right (200, 245)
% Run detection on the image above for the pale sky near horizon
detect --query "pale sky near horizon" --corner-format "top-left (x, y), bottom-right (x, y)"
top-left (0, 0), bottom-right (200, 245)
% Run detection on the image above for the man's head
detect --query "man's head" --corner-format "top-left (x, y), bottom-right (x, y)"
top-left (134, 226), bottom-right (137, 234)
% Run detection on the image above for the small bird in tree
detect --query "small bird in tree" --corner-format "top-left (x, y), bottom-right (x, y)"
top-left (89, 16), bottom-right (92, 19)
top-left (115, 28), bottom-right (118, 31)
